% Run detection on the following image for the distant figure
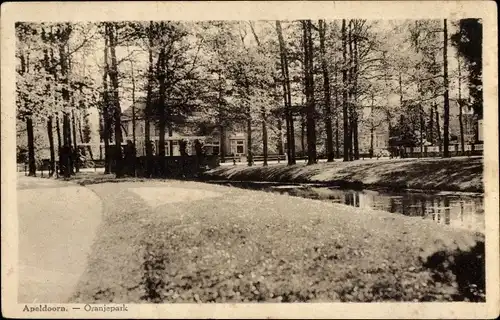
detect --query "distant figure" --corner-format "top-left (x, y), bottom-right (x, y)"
top-left (149, 140), bottom-right (156, 156)
top-left (124, 140), bottom-right (136, 176)
top-left (194, 139), bottom-right (205, 172)
top-left (194, 139), bottom-right (204, 157)
top-left (74, 147), bottom-right (80, 172)
top-left (179, 139), bottom-right (189, 157)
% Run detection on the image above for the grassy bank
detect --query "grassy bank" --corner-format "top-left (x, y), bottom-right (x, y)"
top-left (70, 180), bottom-right (485, 303)
top-left (203, 157), bottom-right (484, 193)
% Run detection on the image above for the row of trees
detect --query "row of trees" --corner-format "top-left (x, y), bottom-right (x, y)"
top-left (16, 19), bottom-right (483, 177)
top-left (16, 22), bottom-right (98, 176)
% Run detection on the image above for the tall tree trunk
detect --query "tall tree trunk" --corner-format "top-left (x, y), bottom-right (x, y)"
top-left (102, 33), bottom-right (112, 174)
top-left (64, 114), bottom-right (72, 150)
top-left (248, 26), bottom-right (269, 166)
top-left (370, 126), bottom-right (374, 159)
top-left (168, 126), bottom-right (174, 156)
top-left (347, 20), bottom-right (354, 161)
top-left (277, 118), bottom-right (284, 155)
top-left (59, 39), bottom-right (75, 177)
top-left (216, 71), bottom-right (226, 163)
top-left (353, 30), bottom-right (360, 160)
top-left (78, 115), bottom-right (87, 158)
top-left (26, 117), bottom-right (36, 176)
top-left (279, 48), bottom-right (291, 162)
top-left (443, 19), bottom-right (450, 157)
top-left (276, 21), bottom-right (295, 165)
top-left (62, 97), bottom-right (73, 178)
top-left (319, 20), bottom-right (334, 162)
top-left (420, 107), bottom-right (424, 157)
top-left (303, 20), bottom-right (317, 165)
top-left (429, 107), bottom-right (434, 144)
top-left (157, 47), bottom-right (167, 159)
top-left (457, 53), bottom-right (465, 154)
top-left (60, 38), bottom-right (72, 177)
top-left (56, 112), bottom-right (64, 174)
top-left (126, 43), bottom-right (137, 151)
top-left (262, 107), bottom-right (268, 166)
top-left (55, 112), bottom-right (62, 151)
top-left (342, 19), bottom-right (349, 162)
top-left (413, 22), bottom-right (424, 158)
top-left (220, 125), bottom-right (226, 162)
top-left (399, 72), bottom-right (403, 107)
top-left (245, 80), bottom-right (253, 166)
top-left (41, 33), bottom-right (56, 175)
top-left (301, 115), bottom-right (306, 155)
top-left (398, 71), bottom-right (404, 149)
top-left (144, 22), bottom-right (154, 176)
top-left (144, 21), bottom-right (154, 160)
top-left (62, 114), bottom-right (72, 176)
top-left (435, 105), bottom-right (441, 145)
top-left (47, 116), bottom-right (55, 175)
top-left (369, 94), bottom-right (375, 158)
top-left (334, 65), bottom-right (340, 159)
top-left (20, 50), bottom-right (36, 176)
top-left (108, 23), bottom-right (124, 175)
top-left (72, 109), bottom-right (79, 173)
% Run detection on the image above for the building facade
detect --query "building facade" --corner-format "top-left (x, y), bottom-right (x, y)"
top-left (121, 100), bottom-right (248, 158)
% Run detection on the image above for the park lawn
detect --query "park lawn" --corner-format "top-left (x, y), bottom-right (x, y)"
top-left (204, 156), bottom-right (484, 193)
top-left (70, 180), bottom-right (484, 303)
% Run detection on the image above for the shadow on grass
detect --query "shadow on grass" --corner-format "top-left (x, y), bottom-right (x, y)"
top-left (204, 157), bottom-right (483, 193)
top-left (336, 158), bottom-right (483, 193)
top-left (57, 173), bottom-right (148, 186)
top-left (422, 241), bottom-right (485, 302)
top-left (56, 172), bottom-right (208, 187)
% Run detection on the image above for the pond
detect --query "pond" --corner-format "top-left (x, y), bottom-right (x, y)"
top-left (206, 180), bottom-right (485, 233)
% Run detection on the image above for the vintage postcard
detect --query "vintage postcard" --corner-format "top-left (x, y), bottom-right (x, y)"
top-left (1, 1), bottom-right (498, 318)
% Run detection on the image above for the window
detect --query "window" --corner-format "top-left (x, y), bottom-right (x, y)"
top-left (154, 125), bottom-right (160, 136)
top-left (237, 145), bottom-right (244, 154)
top-left (237, 140), bottom-right (244, 145)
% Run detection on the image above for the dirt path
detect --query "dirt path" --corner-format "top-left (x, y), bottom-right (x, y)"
top-left (17, 176), bottom-right (103, 303)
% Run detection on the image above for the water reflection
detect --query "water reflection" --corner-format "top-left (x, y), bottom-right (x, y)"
top-left (208, 181), bottom-right (484, 233)
top-left (284, 187), bottom-right (484, 233)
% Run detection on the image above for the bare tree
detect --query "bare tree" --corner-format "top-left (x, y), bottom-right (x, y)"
top-left (342, 19), bottom-right (350, 162)
top-left (443, 19), bottom-right (450, 158)
top-left (303, 20), bottom-right (317, 165)
top-left (319, 19), bottom-right (334, 162)
top-left (276, 21), bottom-right (296, 164)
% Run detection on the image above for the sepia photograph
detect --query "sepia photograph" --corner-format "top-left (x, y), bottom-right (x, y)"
top-left (2, 1), bottom-right (498, 319)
